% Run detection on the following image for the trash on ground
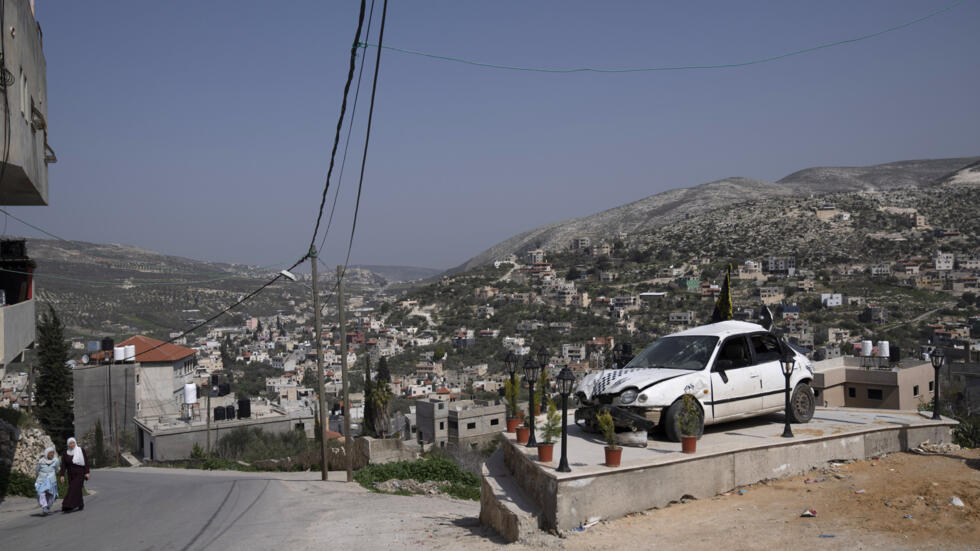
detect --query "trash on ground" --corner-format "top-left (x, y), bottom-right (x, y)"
top-left (800, 509), bottom-right (818, 517)
top-left (950, 496), bottom-right (965, 507)
top-left (911, 441), bottom-right (962, 456)
top-left (737, 489), bottom-right (747, 495)
top-left (855, 489), bottom-right (866, 494)
top-left (804, 477), bottom-right (825, 484)
top-left (904, 515), bottom-right (914, 519)
top-left (818, 534), bottom-right (836, 538)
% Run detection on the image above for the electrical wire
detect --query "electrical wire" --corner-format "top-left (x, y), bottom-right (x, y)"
top-left (0, 0), bottom-right (12, 208)
top-left (341, 0), bottom-right (387, 280)
top-left (0, 266), bottom-right (286, 287)
top-left (308, 0), bottom-right (368, 256)
top-left (357, 1), bottom-right (964, 74)
top-left (319, 0), bottom-right (376, 255)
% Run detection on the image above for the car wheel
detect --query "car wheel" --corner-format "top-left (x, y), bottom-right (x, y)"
top-left (789, 382), bottom-right (815, 423)
top-left (663, 398), bottom-right (704, 443)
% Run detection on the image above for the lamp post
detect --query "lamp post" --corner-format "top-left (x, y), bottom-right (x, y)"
top-left (613, 344), bottom-right (623, 368)
top-left (536, 346), bottom-right (550, 393)
top-left (931, 348), bottom-right (944, 420)
top-left (505, 351), bottom-right (517, 418)
top-left (780, 349), bottom-right (795, 438)
top-left (556, 367), bottom-right (575, 473)
top-left (621, 342), bottom-right (633, 366)
top-left (523, 358), bottom-right (541, 448)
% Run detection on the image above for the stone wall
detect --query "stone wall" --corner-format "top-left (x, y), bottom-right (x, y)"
top-left (11, 427), bottom-right (55, 475)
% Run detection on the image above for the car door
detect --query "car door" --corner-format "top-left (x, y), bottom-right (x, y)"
top-left (750, 332), bottom-right (788, 409)
top-left (708, 335), bottom-right (763, 419)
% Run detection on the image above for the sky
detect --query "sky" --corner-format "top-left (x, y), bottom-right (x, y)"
top-left (9, 0), bottom-right (980, 270)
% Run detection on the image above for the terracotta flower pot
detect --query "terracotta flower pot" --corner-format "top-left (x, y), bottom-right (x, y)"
top-left (506, 418), bottom-right (521, 433)
top-left (537, 443), bottom-right (554, 462)
top-left (681, 435), bottom-right (697, 454)
top-left (604, 446), bottom-right (622, 467)
top-left (516, 427), bottom-right (530, 444)
top-left (517, 410), bottom-right (526, 421)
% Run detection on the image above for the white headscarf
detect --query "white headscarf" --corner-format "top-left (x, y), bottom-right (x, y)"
top-left (66, 437), bottom-right (85, 466)
top-left (39, 446), bottom-right (57, 466)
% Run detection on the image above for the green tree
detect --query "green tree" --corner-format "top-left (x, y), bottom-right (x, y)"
top-left (363, 356), bottom-right (376, 437)
top-left (93, 419), bottom-right (107, 467)
top-left (35, 305), bottom-right (73, 450)
top-left (376, 356), bottom-right (390, 383)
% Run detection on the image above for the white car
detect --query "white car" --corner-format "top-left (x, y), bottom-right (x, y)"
top-left (575, 320), bottom-right (816, 442)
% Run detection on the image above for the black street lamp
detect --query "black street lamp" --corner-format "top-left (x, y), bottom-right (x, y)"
top-left (613, 344), bottom-right (623, 368)
top-left (505, 351), bottom-right (518, 417)
top-left (556, 367), bottom-right (575, 472)
top-left (523, 358), bottom-right (541, 448)
top-left (621, 342), bottom-right (633, 366)
top-left (931, 348), bottom-right (944, 420)
top-left (780, 349), bottom-right (795, 438)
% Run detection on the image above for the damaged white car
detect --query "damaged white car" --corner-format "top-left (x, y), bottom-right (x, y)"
top-left (575, 320), bottom-right (815, 442)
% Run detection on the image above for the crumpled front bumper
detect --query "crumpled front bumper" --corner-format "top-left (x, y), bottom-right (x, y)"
top-left (575, 404), bottom-right (663, 432)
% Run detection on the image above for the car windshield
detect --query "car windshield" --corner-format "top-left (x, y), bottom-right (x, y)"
top-left (624, 335), bottom-right (719, 371)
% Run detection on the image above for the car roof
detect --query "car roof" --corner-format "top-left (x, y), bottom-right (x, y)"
top-left (669, 320), bottom-right (768, 340)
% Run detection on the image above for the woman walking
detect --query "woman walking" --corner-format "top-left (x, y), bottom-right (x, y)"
top-left (58, 437), bottom-right (90, 513)
top-left (34, 447), bottom-right (59, 516)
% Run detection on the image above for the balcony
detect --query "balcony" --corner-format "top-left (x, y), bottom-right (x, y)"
top-left (0, 297), bottom-right (35, 366)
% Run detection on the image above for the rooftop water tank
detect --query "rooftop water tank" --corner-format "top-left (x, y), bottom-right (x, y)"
top-left (113, 347), bottom-right (126, 362)
top-left (877, 341), bottom-right (890, 359)
top-left (861, 340), bottom-right (873, 357)
top-left (125, 344), bottom-right (136, 362)
top-left (183, 383), bottom-right (197, 405)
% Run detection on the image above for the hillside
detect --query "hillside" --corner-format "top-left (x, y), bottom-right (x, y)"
top-left (453, 156), bottom-right (979, 272)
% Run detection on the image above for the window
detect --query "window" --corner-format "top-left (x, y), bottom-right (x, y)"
top-left (913, 385), bottom-right (920, 397)
top-left (410, 425), bottom-right (416, 433)
top-left (848, 387), bottom-right (856, 398)
top-left (716, 337), bottom-right (751, 369)
top-left (867, 388), bottom-right (883, 400)
top-left (466, 422), bottom-right (476, 430)
top-left (490, 418), bottom-right (500, 426)
top-left (449, 420), bottom-right (458, 430)
top-left (750, 333), bottom-right (782, 364)
top-left (929, 381), bottom-right (934, 392)
top-left (136, 373), bottom-right (140, 385)
top-left (438, 421), bottom-right (444, 430)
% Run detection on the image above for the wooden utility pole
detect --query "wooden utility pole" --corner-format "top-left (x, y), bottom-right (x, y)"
top-left (206, 386), bottom-right (212, 458)
top-left (112, 401), bottom-right (120, 463)
top-left (311, 248), bottom-right (329, 481)
top-left (338, 264), bottom-right (352, 483)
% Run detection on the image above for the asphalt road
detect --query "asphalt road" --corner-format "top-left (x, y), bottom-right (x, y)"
top-left (0, 467), bottom-right (492, 551)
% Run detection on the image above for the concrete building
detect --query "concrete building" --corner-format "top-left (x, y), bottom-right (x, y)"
top-left (416, 399), bottom-right (505, 451)
top-left (766, 256), bottom-right (796, 275)
top-left (934, 250), bottom-right (954, 271)
top-left (811, 356), bottom-right (935, 410)
top-left (820, 293), bottom-right (843, 307)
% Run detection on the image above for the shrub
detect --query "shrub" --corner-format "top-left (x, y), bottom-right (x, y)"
top-left (353, 455), bottom-right (480, 500)
top-left (678, 394), bottom-right (702, 437)
top-left (540, 399), bottom-right (561, 445)
top-left (597, 410), bottom-right (616, 448)
top-left (0, 407), bottom-right (24, 427)
top-left (214, 427), bottom-right (314, 462)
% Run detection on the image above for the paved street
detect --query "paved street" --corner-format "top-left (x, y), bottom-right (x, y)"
top-left (0, 468), bottom-right (495, 551)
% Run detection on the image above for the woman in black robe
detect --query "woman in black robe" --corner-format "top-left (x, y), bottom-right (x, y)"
top-left (59, 437), bottom-right (90, 512)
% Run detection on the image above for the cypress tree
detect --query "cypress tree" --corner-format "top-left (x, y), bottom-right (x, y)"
top-left (376, 356), bottom-right (390, 384)
top-left (35, 305), bottom-right (73, 450)
top-left (711, 265), bottom-right (734, 323)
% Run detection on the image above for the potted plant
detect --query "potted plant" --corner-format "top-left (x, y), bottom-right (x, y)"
top-left (678, 394), bottom-right (701, 454)
top-left (537, 399), bottom-right (561, 462)
top-left (504, 377), bottom-right (522, 433)
top-left (598, 410), bottom-right (621, 467)
top-left (533, 369), bottom-right (548, 416)
top-left (516, 412), bottom-right (532, 444)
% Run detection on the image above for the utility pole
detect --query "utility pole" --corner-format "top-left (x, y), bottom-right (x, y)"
top-left (25, 348), bottom-right (32, 414)
top-left (338, 264), bottom-right (352, 483)
top-left (311, 248), bottom-right (329, 481)
top-left (113, 400), bottom-right (120, 464)
top-left (206, 386), bottom-right (212, 458)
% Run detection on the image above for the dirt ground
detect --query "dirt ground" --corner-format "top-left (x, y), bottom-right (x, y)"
top-left (545, 448), bottom-right (980, 551)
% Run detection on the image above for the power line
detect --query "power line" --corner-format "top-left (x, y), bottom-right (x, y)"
top-left (308, 0), bottom-right (368, 255)
top-left (358, 1), bottom-right (963, 74)
top-left (319, 0), bottom-right (377, 254)
top-left (342, 0), bottom-right (388, 278)
top-left (0, 266), bottom-right (289, 288)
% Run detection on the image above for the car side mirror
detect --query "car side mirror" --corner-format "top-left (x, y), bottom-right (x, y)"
top-left (714, 359), bottom-right (733, 372)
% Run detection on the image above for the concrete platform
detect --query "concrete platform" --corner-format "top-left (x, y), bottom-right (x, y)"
top-left (480, 407), bottom-right (957, 540)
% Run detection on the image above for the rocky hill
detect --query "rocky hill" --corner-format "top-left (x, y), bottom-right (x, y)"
top-left (452, 157), bottom-right (979, 272)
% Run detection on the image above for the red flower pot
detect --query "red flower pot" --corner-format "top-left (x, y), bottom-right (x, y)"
top-left (506, 418), bottom-right (521, 433)
top-left (681, 436), bottom-right (697, 454)
top-left (516, 427), bottom-right (530, 444)
top-left (537, 443), bottom-right (554, 462)
top-left (604, 446), bottom-right (622, 467)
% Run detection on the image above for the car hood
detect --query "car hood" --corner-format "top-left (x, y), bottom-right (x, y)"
top-left (576, 367), bottom-right (692, 400)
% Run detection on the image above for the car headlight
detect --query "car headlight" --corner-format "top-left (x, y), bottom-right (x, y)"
top-left (619, 389), bottom-right (638, 404)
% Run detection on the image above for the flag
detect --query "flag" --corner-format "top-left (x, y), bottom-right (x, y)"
top-left (711, 265), bottom-right (733, 323)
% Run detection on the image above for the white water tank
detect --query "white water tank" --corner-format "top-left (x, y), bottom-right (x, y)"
top-left (113, 347), bottom-right (125, 362)
top-left (861, 340), bottom-right (873, 357)
top-left (183, 383), bottom-right (197, 405)
top-left (877, 341), bottom-right (890, 359)
top-left (125, 344), bottom-right (136, 362)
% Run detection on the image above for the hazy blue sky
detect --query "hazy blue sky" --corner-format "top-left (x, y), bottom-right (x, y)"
top-left (11, 1), bottom-right (980, 269)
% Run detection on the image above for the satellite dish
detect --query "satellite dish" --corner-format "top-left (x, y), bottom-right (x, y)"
top-left (81, 355), bottom-right (89, 365)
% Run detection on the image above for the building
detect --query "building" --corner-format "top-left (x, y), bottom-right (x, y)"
top-left (820, 293), bottom-right (843, 308)
top-left (811, 356), bottom-right (935, 410)
top-left (415, 398), bottom-right (504, 451)
top-left (668, 311), bottom-right (696, 324)
top-left (524, 249), bottom-right (546, 265)
top-left (0, 1), bottom-right (50, 380)
top-left (73, 336), bottom-right (199, 441)
top-left (934, 250), bottom-right (954, 271)
top-left (571, 237), bottom-right (591, 251)
top-left (766, 256), bottom-right (796, 275)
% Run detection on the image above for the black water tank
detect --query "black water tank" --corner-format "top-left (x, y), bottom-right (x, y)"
top-left (890, 345), bottom-right (901, 364)
top-left (219, 383), bottom-right (231, 396)
top-left (237, 399), bottom-right (250, 419)
top-left (213, 407), bottom-right (226, 421)
top-left (101, 338), bottom-right (114, 352)
top-left (225, 405), bottom-right (235, 420)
